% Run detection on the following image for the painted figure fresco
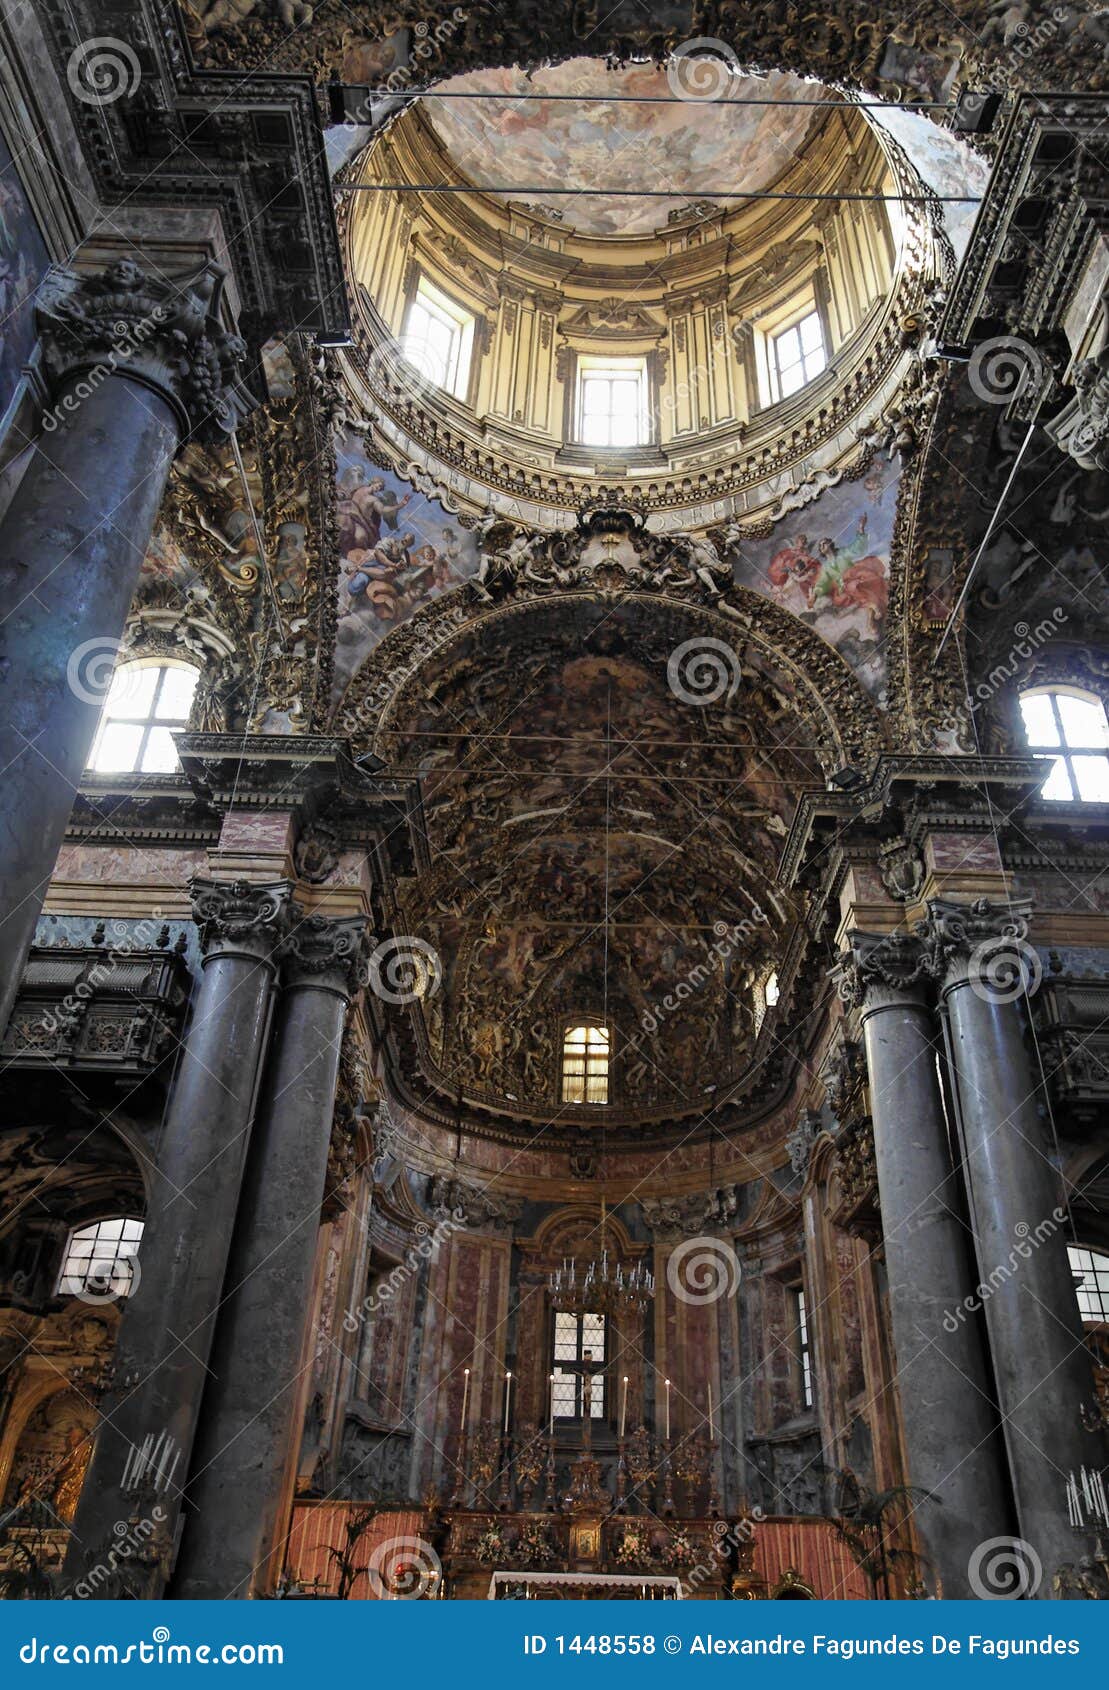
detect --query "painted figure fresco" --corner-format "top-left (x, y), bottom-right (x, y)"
top-left (727, 455), bottom-right (900, 702)
top-left (426, 60), bottom-right (823, 238)
top-left (332, 435), bottom-right (480, 700)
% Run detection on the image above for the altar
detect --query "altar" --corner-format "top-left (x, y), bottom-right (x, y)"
top-left (488, 1571), bottom-right (684, 1600)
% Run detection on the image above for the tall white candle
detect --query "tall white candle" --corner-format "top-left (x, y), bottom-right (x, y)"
top-left (549, 1372), bottom-right (555, 1436)
top-left (665, 1378), bottom-right (671, 1440)
top-left (503, 1370), bottom-right (512, 1433)
top-left (620, 1375), bottom-right (628, 1440)
top-left (460, 1367), bottom-right (470, 1433)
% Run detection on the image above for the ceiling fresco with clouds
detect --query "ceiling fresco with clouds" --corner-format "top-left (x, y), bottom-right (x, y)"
top-left (425, 59), bottom-right (827, 237)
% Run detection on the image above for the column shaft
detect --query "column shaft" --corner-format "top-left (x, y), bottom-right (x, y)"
top-left (934, 899), bottom-right (1108, 1589)
top-left (0, 377), bottom-right (178, 1037)
top-left (0, 258), bottom-right (251, 1040)
top-left (171, 916), bottom-right (369, 1599)
top-left (64, 879), bottom-right (292, 1591)
top-left (843, 935), bottom-right (1013, 1597)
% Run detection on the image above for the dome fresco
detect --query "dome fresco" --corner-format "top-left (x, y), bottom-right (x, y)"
top-left (424, 59), bottom-right (828, 237)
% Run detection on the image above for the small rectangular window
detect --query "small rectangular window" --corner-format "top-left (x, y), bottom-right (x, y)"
top-left (562, 1024), bottom-right (610, 1104)
top-left (402, 276), bottom-right (474, 399)
top-left (769, 309), bottom-right (827, 401)
top-left (576, 358), bottom-right (648, 448)
top-left (795, 1286), bottom-right (814, 1408)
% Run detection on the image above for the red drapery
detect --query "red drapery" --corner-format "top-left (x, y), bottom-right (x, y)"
top-left (286, 1504), bottom-right (872, 1599)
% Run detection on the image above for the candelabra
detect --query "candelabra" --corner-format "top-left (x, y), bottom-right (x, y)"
top-left (614, 1439), bottom-right (628, 1511)
top-left (543, 1434), bottom-right (558, 1511)
top-left (548, 1248), bottom-right (655, 1314)
top-left (659, 1436), bottom-right (676, 1517)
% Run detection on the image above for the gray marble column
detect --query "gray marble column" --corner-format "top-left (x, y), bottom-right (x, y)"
top-left (839, 932), bottom-right (1013, 1598)
top-left (64, 878), bottom-right (293, 1594)
top-left (0, 260), bottom-right (251, 1040)
top-left (930, 896), bottom-right (1109, 1594)
top-left (171, 914), bottom-right (371, 1599)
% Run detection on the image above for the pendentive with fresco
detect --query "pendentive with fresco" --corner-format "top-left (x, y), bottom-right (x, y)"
top-left (0, 0), bottom-right (1108, 1605)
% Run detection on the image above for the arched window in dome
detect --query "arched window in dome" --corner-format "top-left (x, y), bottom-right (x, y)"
top-left (56, 1217), bottom-right (143, 1299)
top-left (1019, 687), bottom-right (1109, 802)
top-left (561, 1023), bottom-right (610, 1105)
top-left (88, 660), bottom-right (199, 775)
top-left (402, 273), bottom-right (474, 399)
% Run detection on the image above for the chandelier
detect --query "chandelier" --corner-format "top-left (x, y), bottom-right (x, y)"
top-left (549, 1203), bottom-right (655, 1314)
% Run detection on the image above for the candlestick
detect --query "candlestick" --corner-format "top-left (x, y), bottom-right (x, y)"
top-left (503, 1370), bottom-right (512, 1433)
top-left (460, 1367), bottom-right (470, 1432)
top-left (708, 1381), bottom-right (715, 1439)
top-left (665, 1378), bottom-right (671, 1440)
top-left (620, 1374), bottom-right (628, 1439)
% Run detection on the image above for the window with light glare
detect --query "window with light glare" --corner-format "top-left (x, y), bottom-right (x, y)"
top-left (1019, 689), bottom-right (1109, 803)
top-left (88, 662), bottom-right (199, 775)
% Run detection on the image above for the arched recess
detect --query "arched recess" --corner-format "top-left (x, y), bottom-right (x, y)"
top-left (337, 571), bottom-right (881, 1130)
top-left (339, 577), bottom-right (883, 772)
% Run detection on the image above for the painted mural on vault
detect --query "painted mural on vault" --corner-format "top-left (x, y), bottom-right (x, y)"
top-left (333, 434), bottom-right (480, 700)
top-left (426, 60), bottom-right (824, 238)
top-left (725, 454), bottom-right (901, 703)
top-left (0, 132), bottom-right (49, 422)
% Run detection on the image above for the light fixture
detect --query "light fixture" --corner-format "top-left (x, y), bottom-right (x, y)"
top-left (549, 1200), bottom-right (655, 1314)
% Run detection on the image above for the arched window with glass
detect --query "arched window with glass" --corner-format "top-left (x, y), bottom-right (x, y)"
top-left (88, 660), bottom-right (200, 775)
top-left (1069, 1245), bottom-right (1109, 1327)
top-left (1019, 688), bottom-right (1109, 803)
top-left (56, 1217), bottom-right (144, 1299)
top-left (561, 1023), bottom-right (610, 1105)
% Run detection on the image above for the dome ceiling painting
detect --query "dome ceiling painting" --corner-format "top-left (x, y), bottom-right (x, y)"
top-left (421, 60), bottom-right (828, 238)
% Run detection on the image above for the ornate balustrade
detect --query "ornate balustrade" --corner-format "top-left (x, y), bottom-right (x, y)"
top-left (2, 943), bottom-right (190, 1086)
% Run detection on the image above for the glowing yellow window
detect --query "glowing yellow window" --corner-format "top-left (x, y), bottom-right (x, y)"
top-left (561, 1024), bottom-right (610, 1105)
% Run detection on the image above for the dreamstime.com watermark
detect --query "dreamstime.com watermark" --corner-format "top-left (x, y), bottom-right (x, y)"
top-left (367, 935), bottom-right (443, 1006)
top-left (36, 911), bottom-right (169, 1041)
top-left (682, 1509), bottom-right (766, 1597)
top-left (640, 914), bottom-right (769, 1036)
top-left (667, 1236), bottom-right (742, 1306)
top-left (341, 1211), bottom-right (463, 1333)
top-left (18, 1629), bottom-right (283, 1666)
top-left (66, 1510), bottom-right (166, 1600)
top-left (666, 38), bottom-right (741, 102)
top-left (352, 604), bottom-right (468, 723)
top-left (41, 304), bottom-right (169, 433)
top-left (947, 608), bottom-right (1068, 728)
top-left (337, 9), bottom-right (470, 113)
top-left (942, 1208), bottom-right (1066, 1332)
top-left (967, 1535), bottom-right (1043, 1600)
top-left (366, 1533), bottom-right (442, 1599)
top-left (66, 37), bottom-right (141, 107)
top-left (667, 636), bottom-right (741, 706)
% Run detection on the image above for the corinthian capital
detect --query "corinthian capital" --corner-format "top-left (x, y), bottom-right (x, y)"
top-left (924, 896), bottom-right (1032, 959)
top-left (190, 878), bottom-right (295, 960)
top-left (35, 260), bottom-right (255, 444)
top-left (923, 896), bottom-right (1040, 998)
top-left (835, 929), bottom-right (937, 1008)
top-left (278, 914), bottom-right (373, 997)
